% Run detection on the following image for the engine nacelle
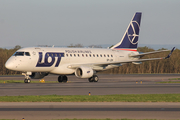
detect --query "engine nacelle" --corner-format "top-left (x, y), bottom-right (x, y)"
top-left (75, 66), bottom-right (94, 78)
top-left (30, 72), bottom-right (48, 79)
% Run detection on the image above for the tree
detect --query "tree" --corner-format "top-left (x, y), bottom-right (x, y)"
top-left (67, 44), bottom-right (83, 48)
top-left (13, 45), bottom-right (21, 50)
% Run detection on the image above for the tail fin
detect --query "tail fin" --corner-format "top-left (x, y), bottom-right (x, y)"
top-left (111, 12), bottom-right (142, 51)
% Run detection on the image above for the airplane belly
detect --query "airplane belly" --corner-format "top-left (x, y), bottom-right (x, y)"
top-left (50, 64), bottom-right (75, 75)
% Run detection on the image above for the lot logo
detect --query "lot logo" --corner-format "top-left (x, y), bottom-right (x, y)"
top-left (127, 21), bottom-right (140, 45)
top-left (36, 52), bottom-right (64, 67)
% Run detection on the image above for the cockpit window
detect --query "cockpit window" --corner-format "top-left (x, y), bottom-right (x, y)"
top-left (14, 52), bottom-right (24, 56)
top-left (13, 52), bottom-right (31, 56)
top-left (25, 52), bottom-right (30, 56)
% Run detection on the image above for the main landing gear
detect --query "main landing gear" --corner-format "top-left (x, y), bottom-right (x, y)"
top-left (58, 75), bottom-right (68, 83)
top-left (88, 75), bottom-right (99, 82)
top-left (57, 75), bottom-right (99, 83)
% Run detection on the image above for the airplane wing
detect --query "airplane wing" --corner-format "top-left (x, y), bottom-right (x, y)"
top-left (129, 49), bottom-right (170, 57)
top-left (67, 47), bottom-right (175, 69)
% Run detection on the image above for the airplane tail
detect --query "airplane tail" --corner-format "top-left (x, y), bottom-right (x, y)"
top-left (111, 12), bottom-right (142, 51)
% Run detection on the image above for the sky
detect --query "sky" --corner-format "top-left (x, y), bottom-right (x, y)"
top-left (0, 0), bottom-right (180, 49)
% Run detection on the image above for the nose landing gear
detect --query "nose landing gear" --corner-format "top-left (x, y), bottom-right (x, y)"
top-left (24, 78), bottom-right (31, 83)
top-left (22, 72), bottom-right (31, 83)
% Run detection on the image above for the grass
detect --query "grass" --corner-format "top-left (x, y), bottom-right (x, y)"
top-left (0, 94), bottom-right (180, 102)
top-left (0, 118), bottom-right (161, 120)
top-left (156, 81), bottom-right (180, 84)
top-left (0, 80), bottom-right (58, 83)
top-left (169, 78), bottom-right (180, 80)
top-left (52, 119), bottom-right (158, 120)
top-left (156, 78), bottom-right (180, 83)
top-left (0, 119), bottom-right (17, 120)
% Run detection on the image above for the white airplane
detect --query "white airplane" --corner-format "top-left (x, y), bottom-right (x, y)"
top-left (5, 12), bottom-right (175, 83)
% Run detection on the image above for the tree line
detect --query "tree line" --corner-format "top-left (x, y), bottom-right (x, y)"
top-left (0, 45), bottom-right (179, 75)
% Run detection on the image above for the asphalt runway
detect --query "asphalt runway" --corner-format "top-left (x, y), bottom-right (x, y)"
top-left (0, 102), bottom-right (180, 119)
top-left (1, 74), bottom-right (180, 119)
top-left (1, 74), bottom-right (180, 96)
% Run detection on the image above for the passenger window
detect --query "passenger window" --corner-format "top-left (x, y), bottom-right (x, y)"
top-left (82, 54), bottom-right (84, 57)
top-left (111, 55), bottom-right (113, 57)
top-left (89, 54), bottom-right (91, 57)
top-left (25, 52), bottom-right (30, 56)
top-left (70, 54), bottom-right (72, 57)
top-left (104, 54), bottom-right (106, 57)
top-left (86, 54), bottom-right (88, 57)
top-left (66, 54), bottom-right (68, 57)
top-left (100, 54), bottom-right (102, 57)
top-left (107, 55), bottom-right (109, 57)
top-left (74, 54), bottom-right (76, 57)
top-left (93, 54), bottom-right (95, 57)
top-left (78, 54), bottom-right (80, 57)
top-left (97, 54), bottom-right (99, 57)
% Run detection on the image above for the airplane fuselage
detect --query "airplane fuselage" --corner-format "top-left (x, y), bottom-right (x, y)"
top-left (6, 47), bottom-right (138, 75)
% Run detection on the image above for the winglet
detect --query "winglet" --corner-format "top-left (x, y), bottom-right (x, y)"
top-left (165, 47), bottom-right (175, 59)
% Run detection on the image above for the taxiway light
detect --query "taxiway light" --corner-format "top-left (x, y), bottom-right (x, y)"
top-left (89, 92), bottom-right (91, 96)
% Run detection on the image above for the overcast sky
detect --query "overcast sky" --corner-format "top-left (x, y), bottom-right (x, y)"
top-left (0, 0), bottom-right (180, 48)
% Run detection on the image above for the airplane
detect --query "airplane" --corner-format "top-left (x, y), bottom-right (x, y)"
top-left (5, 12), bottom-right (175, 83)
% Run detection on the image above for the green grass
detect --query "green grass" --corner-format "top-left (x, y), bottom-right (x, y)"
top-left (0, 118), bottom-right (160, 120)
top-left (0, 94), bottom-right (180, 102)
top-left (156, 81), bottom-right (180, 83)
top-left (0, 119), bottom-right (17, 120)
top-left (0, 80), bottom-right (58, 83)
top-left (52, 119), bottom-right (158, 120)
top-left (169, 78), bottom-right (180, 80)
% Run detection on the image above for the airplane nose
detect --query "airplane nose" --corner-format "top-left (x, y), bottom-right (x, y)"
top-left (5, 59), bottom-right (14, 70)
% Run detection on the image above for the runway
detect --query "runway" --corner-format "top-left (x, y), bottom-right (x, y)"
top-left (0, 102), bottom-right (180, 119)
top-left (1, 74), bottom-right (180, 96)
top-left (1, 74), bottom-right (180, 119)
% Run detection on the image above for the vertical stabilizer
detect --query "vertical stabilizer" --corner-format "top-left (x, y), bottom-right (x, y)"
top-left (111, 12), bottom-right (142, 51)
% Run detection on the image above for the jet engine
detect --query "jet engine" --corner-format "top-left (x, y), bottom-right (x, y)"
top-left (75, 66), bottom-right (94, 78)
top-left (30, 72), bottom-right (49, 79)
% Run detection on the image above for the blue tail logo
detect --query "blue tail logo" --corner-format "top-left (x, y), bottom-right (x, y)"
top-left (111, 12), bottom-right (142, 51)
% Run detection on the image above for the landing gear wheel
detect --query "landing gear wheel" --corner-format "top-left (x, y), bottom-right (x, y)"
top-left (88, 77), bottom-right (94, 82)
top-left (88, 75), bottom-right (99, 82)
top-left (24, 79), bottom-right (31, 83)
top-left (58, 75), bottom-right (68, 83)
top-left (93, 75), bottom-right (99, 82)
top-left (22, 72), bottom-right (32, 83)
